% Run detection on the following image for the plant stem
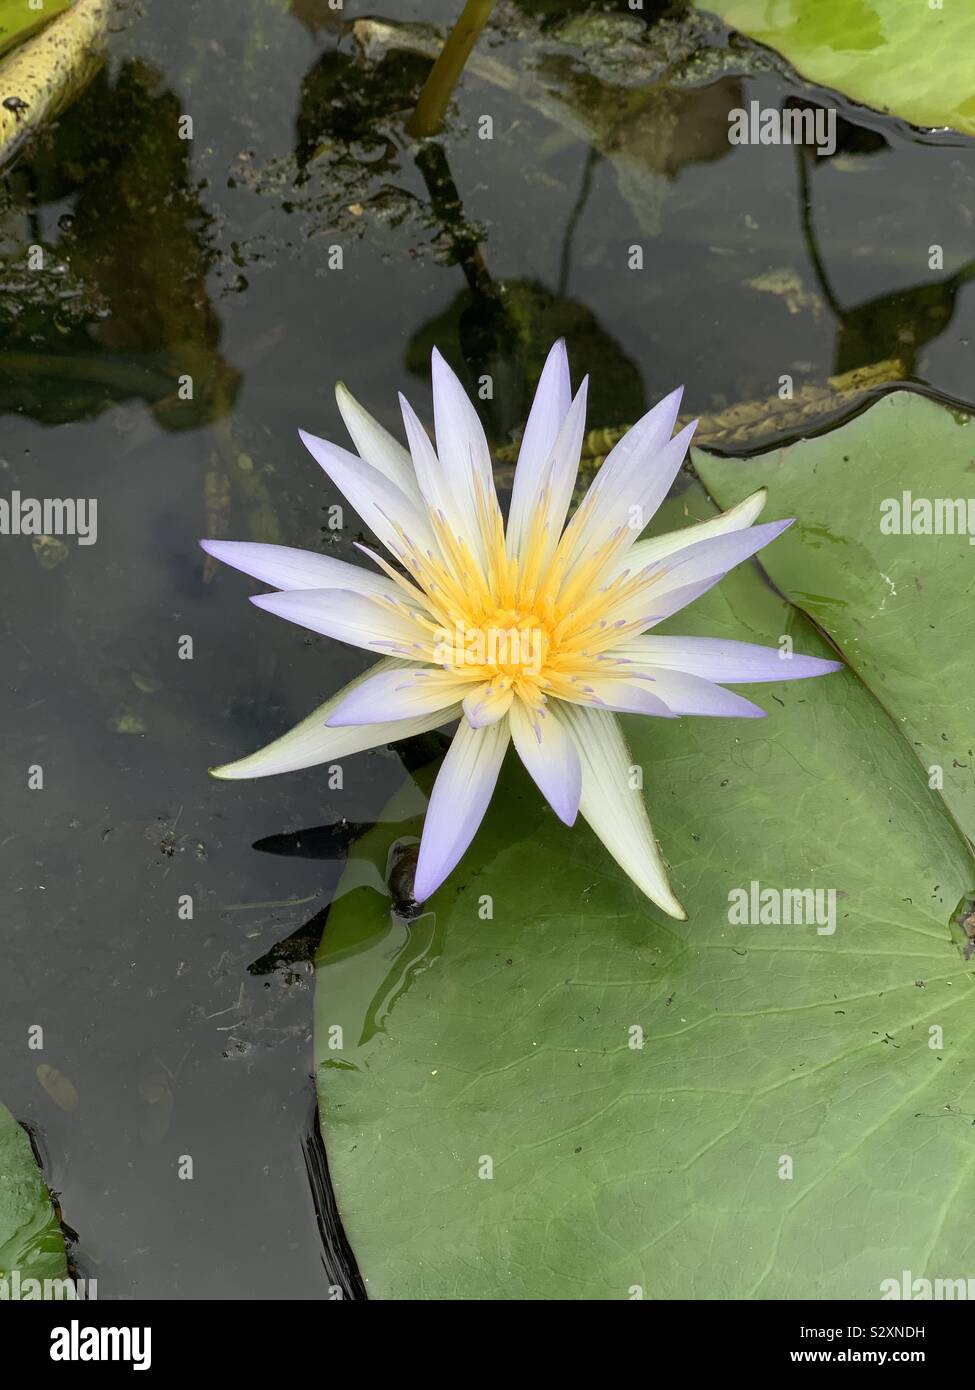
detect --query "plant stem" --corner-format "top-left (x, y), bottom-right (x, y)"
top-left (406, 0), bottom-right (496, 139)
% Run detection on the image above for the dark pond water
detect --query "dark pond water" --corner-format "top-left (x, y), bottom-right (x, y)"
top-left (2, 0), bottom-right (974, 1298)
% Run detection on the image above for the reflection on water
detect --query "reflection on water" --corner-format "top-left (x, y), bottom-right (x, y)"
top-left (1, 61), bottom-right (239, 427)
top-left (2, 0), bottom-right (974, 1297)
top-left (796, 139), bottom-right (975, 380)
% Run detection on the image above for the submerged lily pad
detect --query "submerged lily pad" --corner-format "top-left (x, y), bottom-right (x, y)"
top-left (695, 391), bottom-right (975, 848)
top-left (0, 1102), bottom-right (69, 1289)
top-left (315, 484), bottom-right (975, 1300)
top-left (698, 0), bottom-right (975, 135)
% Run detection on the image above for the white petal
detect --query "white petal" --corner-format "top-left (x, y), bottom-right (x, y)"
top-left (399, 392), bottom-right (462, 530)
top-left (328, 665), bottom-right (474, 726)
top-left (199, 539), bottom-right (398, 597)
top-left (431, 347), bottom-right (495, 505)
top-left (599, 519), bottom-right (794, 632)
top-left (552, 703), bottom-right (685, 919)
top-left (646, 518), bottom-right (793, 594)
top-left (335, 382), bottom-right (419, 496)
top-left (509, 699), bottom-right (581, 825)
top-left (592, 574), bottom-right (722, 634)
top-left (210, 659), bottom-right (460, 779)
top-left (298, 428), bottom-right (437, 559)
top-left (507, 339), bottom-right (572, 555)
top-left (413, 717), bottom-right (510, 901)
top-left (562, 389), bottom-right (688, 567)
top-left (617, 488), bottom-right (767, 577)
top-left (616, 633), bottom-right (842, 684)
top-left (527, 377), bottom-right (589, 569)
top-left (559, 677), bottom-right (676, 719)
top-left (632, 669), bottom-right (767, 718)
top-left (462, 680), bottom-right (514, 728)
top-left (251, 587), bottom-right (433, 658)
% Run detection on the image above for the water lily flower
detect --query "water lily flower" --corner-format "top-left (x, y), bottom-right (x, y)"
top-left (201, 342), bottom-right (841, 918)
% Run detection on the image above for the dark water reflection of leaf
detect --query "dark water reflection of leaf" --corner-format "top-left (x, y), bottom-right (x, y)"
top-left (286, 38), bottom-right (656, 438)
top-left (260, 6), bottom-right (975, 447)
top-left (0, 62), bottom-right (240, 428)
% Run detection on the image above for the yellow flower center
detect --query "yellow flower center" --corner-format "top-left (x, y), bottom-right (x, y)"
top-left (370, 476), bottom-right (663, 712)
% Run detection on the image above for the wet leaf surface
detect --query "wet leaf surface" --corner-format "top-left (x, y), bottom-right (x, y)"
top-left (697, 392), bottom-right (975, 846)
top-left (316, 484), bottom-right (975, 1299)
top-left (699, 0), bottom-right (975, 135)
top-left (0, 1102), bottom-right (69, 1288)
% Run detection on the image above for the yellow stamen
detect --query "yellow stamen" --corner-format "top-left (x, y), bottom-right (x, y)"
top-left (367, 473), bottom-right (673, 715)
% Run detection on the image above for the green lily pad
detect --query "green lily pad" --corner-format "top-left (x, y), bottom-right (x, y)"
top-left (0, 1102), bottom-right (69, 1292)
top-left (695, 391), bottom-right (975, 849)
top-left (0, 0), bottom-right (71, 60)
top-left (314, 483), bottom-right (975, 1300)
top-left (697, 0), bottom-right (975, 135)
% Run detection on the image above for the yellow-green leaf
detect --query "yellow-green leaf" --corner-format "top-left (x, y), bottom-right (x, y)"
top-left (697, 0), bottom-right (975, 135)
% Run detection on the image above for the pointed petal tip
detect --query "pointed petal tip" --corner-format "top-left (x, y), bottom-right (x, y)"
top-left (646, 878), bottom-right (687, 920)
top-left (249, 592), bottom-right (278, 612)
top-left (641, 879), bottom-right (687, 920)
top-left (429, 346), bottom-right (454, 383)
top-left (297, 424), bottom-right (332, 455)
top-left (753, 516), bottom-right (795, 547)
top-left (198, 537), bottom-right (246, 565)
top-left (411, 862), bottom-right (443, 905)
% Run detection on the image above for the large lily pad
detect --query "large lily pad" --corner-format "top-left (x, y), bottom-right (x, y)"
top-left (695, 391), bottom-right (975, 849)
top-left (314, 483), bottom-right (975, 1300)
top-left (698, 0), bottom-right (975, 135)
top-left (0, 1102), bottom-right (69, 1290)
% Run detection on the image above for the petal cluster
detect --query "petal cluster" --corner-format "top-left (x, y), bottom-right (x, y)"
top-left (201, 342), bottom-right (841, 918)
